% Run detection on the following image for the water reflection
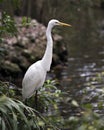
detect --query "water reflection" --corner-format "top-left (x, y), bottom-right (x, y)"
top-left (53, 54), bottom-right (104, 117)
top-left (52, 6), bottom-right (104, 115)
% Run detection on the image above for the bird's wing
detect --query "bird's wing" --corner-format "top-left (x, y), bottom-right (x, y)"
top-left (22, 61), bottom-right (46, 99)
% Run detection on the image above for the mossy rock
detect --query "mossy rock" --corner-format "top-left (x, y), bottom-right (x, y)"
top-left (1, 61), bottom-right (21, 75)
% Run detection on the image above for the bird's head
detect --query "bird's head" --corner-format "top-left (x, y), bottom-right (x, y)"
top-left (48, 19), bottom-right (71, 28)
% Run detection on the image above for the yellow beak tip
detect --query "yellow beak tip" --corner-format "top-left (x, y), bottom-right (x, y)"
top-left (60, 22), bottom-right (72, 27)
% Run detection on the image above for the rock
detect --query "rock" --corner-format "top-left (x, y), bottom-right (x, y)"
top-left (0, 61), bottom-right (21, 76)
top-left (19, 57), bottom-right (30, 71)
top-left (0, 17), bottom-right (67, 80)
top-left (22, 49), bottom-right (32, 58)
top-left (16, 36), bottom-right (29, 48)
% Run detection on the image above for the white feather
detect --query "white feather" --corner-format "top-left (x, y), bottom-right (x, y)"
top-left (22, 60), bottom-right (46, 99)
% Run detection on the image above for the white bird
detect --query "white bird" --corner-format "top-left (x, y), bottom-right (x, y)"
top-left (22, 19), bottom-right (71, 100)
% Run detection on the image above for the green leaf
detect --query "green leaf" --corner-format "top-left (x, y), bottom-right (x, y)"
top-left (1, 119), bottom-right (6, 130)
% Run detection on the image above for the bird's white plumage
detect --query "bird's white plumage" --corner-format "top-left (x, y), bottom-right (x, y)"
top-left (22, 19), bottom-right (71, 100)
top-left (22, 60), bottom-right (46, 99)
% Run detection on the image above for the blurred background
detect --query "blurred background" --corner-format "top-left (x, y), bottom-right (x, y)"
top-left (0, 0), bottom-right (104, 129)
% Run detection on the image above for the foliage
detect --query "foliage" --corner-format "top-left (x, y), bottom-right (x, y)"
top-left (56, 71), bottom-right (104, 130)
top-left (0, 81), bottom-right (21, 99)
top-left (64, 108), bottom-right (104, 130)
top-left (0, 13), bottom-right (33, 42)
top-left (0, 76), bottom-right (104, 130)
top-left (0, 71), bottom-right (104, 130)
top-left (39, 80), bottom-right (62, 109)
top-left (69, 72), bottom-right (104, 130)
top-left (0, 80), bottom-right (62, 130)
top-left (0, 12), bottom-right (17, 41)
top-left (0, 0), bottom-right (31, 42)
top-left (23, 80), bottom-right (64, 129)
top-left (80, 72), bottom-right (104, 113)
top-left (0, 95), bottom-right (61, 130)
top-left (22, 16), bottom-right (31, 26)
top-left (79, 108), bottom-right (104, 130)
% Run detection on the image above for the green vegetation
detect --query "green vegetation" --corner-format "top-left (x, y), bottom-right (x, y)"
top-left (0, 75), bottom-right (104, 130)
top-left (0, 12), bottom-right (17, 42)
top-left (0, 80), bottom-right (63, 130)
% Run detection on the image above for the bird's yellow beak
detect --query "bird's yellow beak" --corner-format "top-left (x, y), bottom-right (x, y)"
top-left (59, 22), bottom-right (71, 27)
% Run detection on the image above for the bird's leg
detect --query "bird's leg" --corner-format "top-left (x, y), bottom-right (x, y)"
top-left (35, 90), bottom-right (38, 110)
top-left (23, 99), bottom-right (28, 116)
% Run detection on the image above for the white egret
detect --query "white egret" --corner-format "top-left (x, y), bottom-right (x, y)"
top-left (22, 19), bottom-right (71, 100)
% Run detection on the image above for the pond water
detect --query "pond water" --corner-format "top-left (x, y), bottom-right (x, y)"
top-left (45, 3), bottom-right (104, 118)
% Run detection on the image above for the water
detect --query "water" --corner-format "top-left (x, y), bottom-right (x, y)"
top-left (51, 45), bottom-right (104, 124)
top-left (46, 4), bottom-right (104, 118)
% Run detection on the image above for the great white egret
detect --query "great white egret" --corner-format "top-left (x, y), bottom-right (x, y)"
top-left (22, 19), bottom-right (71, 100)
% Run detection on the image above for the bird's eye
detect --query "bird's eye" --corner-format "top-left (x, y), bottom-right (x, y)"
top-left (55, 21), bottom-right (59, 25)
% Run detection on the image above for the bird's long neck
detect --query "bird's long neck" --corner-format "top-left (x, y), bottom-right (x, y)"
top-left (42, 25), bottom-right (53, 71)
